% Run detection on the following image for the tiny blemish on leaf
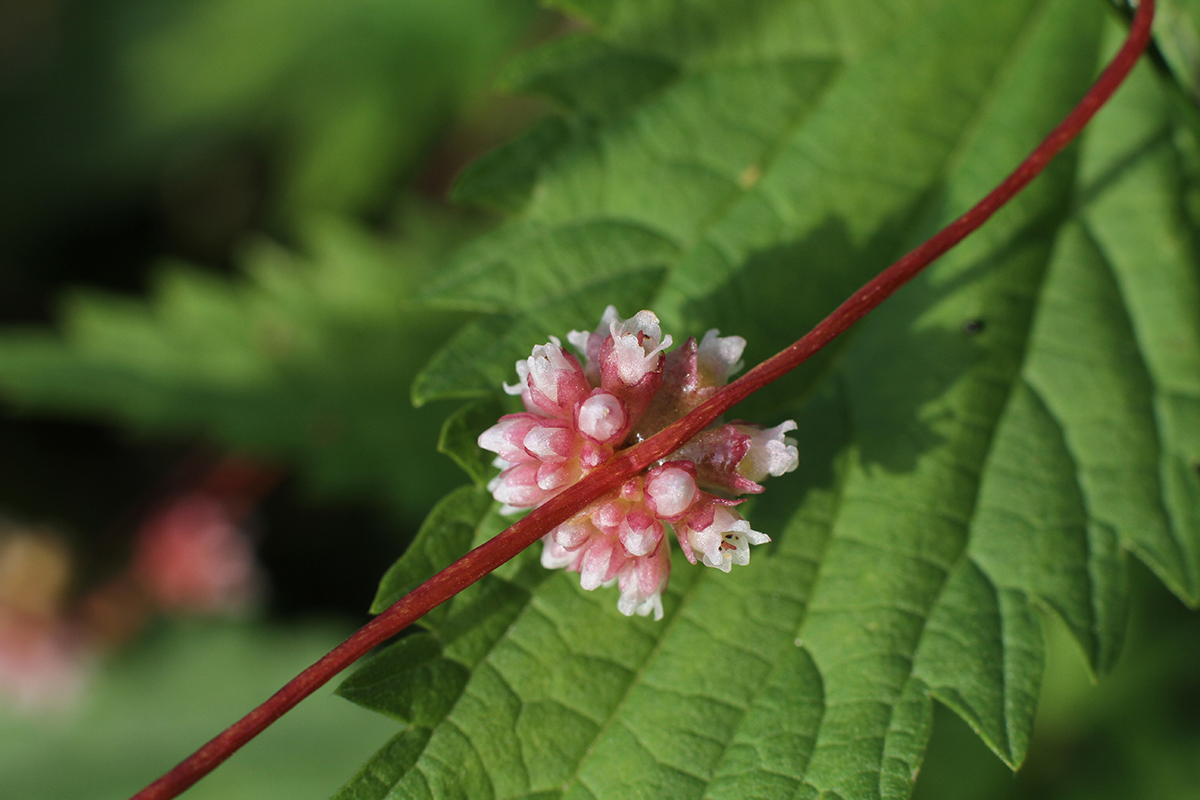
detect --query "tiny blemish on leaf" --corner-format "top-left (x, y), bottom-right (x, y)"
top-left (794, 637), bottom-right (804, 647)
top-left (962, 318), bottom-right (986, 334)
top-left (738, 164), bottom-right (763, 190)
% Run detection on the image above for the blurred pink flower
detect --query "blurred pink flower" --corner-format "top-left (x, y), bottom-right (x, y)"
top-left (0, 531), bottom-right (91, 715)
top-left (0, 610), bottom-right (91, 715)
top-left (133, 492), bottom-right (262, 614)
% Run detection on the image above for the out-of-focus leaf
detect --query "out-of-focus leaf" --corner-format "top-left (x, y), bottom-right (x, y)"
top-left (450, 117), bottom-right (575, 213)
top-left (0, 210), bottom-right (470, 522)
top-left (0, 0), bottom-right (539, 242)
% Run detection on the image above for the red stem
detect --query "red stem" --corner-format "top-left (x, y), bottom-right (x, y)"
top-left (131, 3), bottom-right (1155, 798)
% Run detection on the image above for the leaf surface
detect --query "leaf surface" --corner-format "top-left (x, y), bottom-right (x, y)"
top-left (345, 1), bottom-right (1200, 798)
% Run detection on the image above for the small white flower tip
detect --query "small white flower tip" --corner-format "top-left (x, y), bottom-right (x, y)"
top-left (745, 529), bottom-right (771, 546)
top-left (612, 337), bottom-right (672, 386)
top-left (566, 329), bottom-right (591, 357)
top-left (503, 360), bottom-right (530, 397)
top-left (618, 592), bottom-right (664, 620)
top-left (736, 420), bottom-right (800, 482)
top-left (599, 305), bottom-right (620, 329)
top-left (697, 329), bottom-right (746, 384)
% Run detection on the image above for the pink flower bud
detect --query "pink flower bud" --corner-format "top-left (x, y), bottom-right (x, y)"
top-left (536, 459), bottom-right (581, 492)
top-left (477, 413), bottom-right (541, 465)
top-left (506, 336), bottom-right (589, 418)
top-left (578, 535), bottom-right (625, 590)
top-left (590, 498), bottom-right (628, 534)
top-left (578, 438), bottom-right (610, 469)
top-left (618, 508), bottom-right (663, 557)
top-left (540, 535), bottom-right (576, 570)
top-left (574, 390), bottom-right (628, 444)
top-left (644, 462), bottom-right (698, 519)
top-left (521, 420), bottom-right (574, 462)
top-left (552, 515), bottom-right (596, 550)
top-left (487, 462), bottom-right (546, 512)
top-left (671, 425), bottom-right (760, 494)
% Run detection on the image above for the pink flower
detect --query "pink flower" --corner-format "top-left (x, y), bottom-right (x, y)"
top-left (0, 611), bottom-right (91, 715)
top-left (479, 307), bottom-right (797, 619)
top-left (0, 532), bottom-right (92, 714)
top-left (133, 493), bottom-right (262, 614)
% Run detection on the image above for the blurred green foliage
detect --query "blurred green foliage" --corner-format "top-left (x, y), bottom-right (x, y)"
top-left (0, 210), bottom-right (475, 523)
top-left (0, 620), bottom-right (401, 800)
top-left (0, 0), bottom-right (538, 244)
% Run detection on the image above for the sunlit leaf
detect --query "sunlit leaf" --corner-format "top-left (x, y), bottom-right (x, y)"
top-left (340, 1), bottom-right (1200, 798)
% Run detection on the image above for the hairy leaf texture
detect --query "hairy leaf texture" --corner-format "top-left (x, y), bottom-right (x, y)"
top-left (340, 1), bottom-right (1200, 799)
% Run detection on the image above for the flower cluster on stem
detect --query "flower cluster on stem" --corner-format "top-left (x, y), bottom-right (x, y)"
top-left (479, 307), bottom-right (798, 619)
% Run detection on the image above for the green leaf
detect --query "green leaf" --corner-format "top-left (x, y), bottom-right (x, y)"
top-left (335, 634), bottom-right (470, 725)
top-left (0, 211), bottom-right (470, 522)
top-left (438, 397), bottom-right (508, 486)
top-left (451, 117), bottom-right (574, 213)
top-left (413, 267), bottom-right (667, 405)
top-left (370, 486), bottom-right (493, 615)
top-left (332, 728), bottom-right (434, 800)
top-left (340, 0), bottom-right (1200, 797)
top-left (500, 34), bottom-right (680, 119)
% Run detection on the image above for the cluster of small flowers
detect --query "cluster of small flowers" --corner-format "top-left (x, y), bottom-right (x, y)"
top-left (479, 307), bottom-right (798, 620)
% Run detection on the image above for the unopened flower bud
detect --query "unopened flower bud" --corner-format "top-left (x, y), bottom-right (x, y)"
top-left (644, 463), bottom-right (698, 519)
top-left (522, 421), bottom-right (574, 462)
top-left (506, 336), bottom-right (589, 418)
top-left (618, 508), bottom-right (662, 557)
top-left (578, 535), bottom-right (625, 590)
top-left (477, 413), bottom-right (541, 466)
top-left (575, 390), bottom-right (628, 444)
